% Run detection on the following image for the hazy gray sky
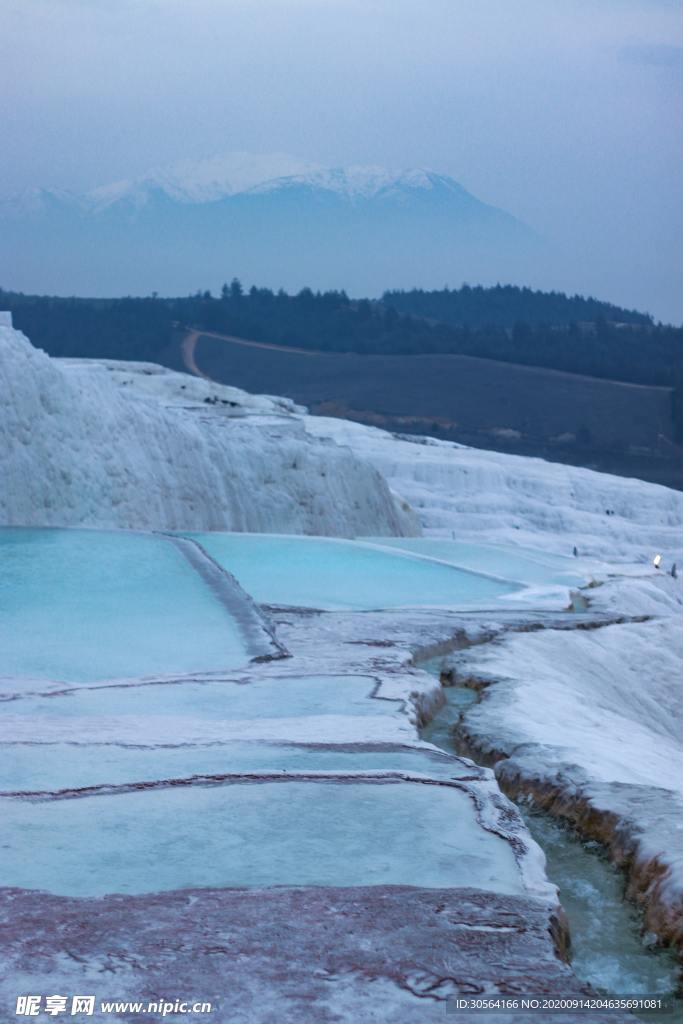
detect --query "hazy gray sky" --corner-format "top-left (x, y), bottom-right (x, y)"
top-left (1, 0), bottom-right (681, 318)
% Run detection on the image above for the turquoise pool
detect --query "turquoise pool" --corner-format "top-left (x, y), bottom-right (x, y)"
top-left (190, 532), bottom-right (517, 609)
top-left (0, 780), bottom-right (523, 896)
top-left (0, 529), bottom-right (251, 682)
top-left (2, 675), bottom-right (394, 721)
top-left (0, 742), bottom-right (462, 793)
top-left (361, 537), bottom-right (585, 587)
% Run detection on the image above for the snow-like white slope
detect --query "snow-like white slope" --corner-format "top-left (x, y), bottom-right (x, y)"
top-left (248, 166), bottom-right (467, 200)
top-left (58, 356), bottom-right (306, 416)
top-left (0, 327), bottom-right (415, 536)
top-left (86, 151), bottom-right (321, 208)
top-left (458, 616), bottom-right (683, 799)
top-left (303, 416), bottom-right (683, 564)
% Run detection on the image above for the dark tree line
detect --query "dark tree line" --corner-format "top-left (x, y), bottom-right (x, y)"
top-left (1, 292), bottom-right (170, 362)
top-left (383, 283), bottom-right (652, 328)
top-left (2, 282), bottom-right (682, 438)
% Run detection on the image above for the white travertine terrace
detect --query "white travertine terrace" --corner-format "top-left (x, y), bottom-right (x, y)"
top-left (0, 325), bottom-right (415, 536)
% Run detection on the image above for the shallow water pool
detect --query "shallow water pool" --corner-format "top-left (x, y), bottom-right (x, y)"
top-left (2, 675), bottom-right (393, 721)
top-left (363, 537), bottom-right (585, 587)
top-left (0, 529), bottom-right (250, 682)
top-left (0, 742), bottom-right (466, 793)
top-left (0, 780), bottom-right (523, 896)
top-left (190, 532), bottom-right (516, 609)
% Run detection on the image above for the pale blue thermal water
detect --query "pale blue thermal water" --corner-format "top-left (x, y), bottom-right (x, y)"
top-left (363, 537), bottom-right (585, 587)
top-left (190, 533), bottom-right (516, 609)
top-left (0, 743), bottom-right (464, 793)
top-left (523, 810), bottom-right (681, 1020)
top-left (0, 528), bottom-right (249, 682)
top-left (0, 781), bottom-right (523, 896)
top-left (2, 675), bottom-right (394, 720)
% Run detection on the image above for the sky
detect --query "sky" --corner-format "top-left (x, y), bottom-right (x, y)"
top-left (1, 0), bottom-right (682, 320)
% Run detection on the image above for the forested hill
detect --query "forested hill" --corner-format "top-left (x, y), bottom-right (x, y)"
top-left (383, 284), bottom-right (653, 328)
top-left (2, 284), bottom-right (682, 438)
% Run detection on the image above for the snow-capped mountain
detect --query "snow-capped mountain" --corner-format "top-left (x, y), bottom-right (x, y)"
top-left (247, 166), bottom-right (475, 202)
top-left (86, 151), bottom-right (322, 209)
top-left (0, 158), bottom-right (472, 215)
top-left (0, 153), bottom-right (540, 296)
top-left (83, 160), bottom-right (482, 207)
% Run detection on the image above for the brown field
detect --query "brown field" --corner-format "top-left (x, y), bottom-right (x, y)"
top-left (166, 330), bottom-right (682, 489)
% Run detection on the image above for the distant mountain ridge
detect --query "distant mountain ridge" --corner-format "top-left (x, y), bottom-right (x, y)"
top-left (0, 155), bottom-right (540, 297)
top-left (0, 159), bottom-right (505, 211)
top-left (0, 152), bottom-right (321, 214)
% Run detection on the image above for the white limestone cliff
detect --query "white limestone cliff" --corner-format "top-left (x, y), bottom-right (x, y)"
top-left (0, 326), bottom-right (416, 536)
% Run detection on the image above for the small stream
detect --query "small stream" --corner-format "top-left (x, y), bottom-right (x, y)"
top-left (419, 659), bottom-right (682, 1023)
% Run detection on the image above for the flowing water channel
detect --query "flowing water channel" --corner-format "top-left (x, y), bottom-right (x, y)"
top-left (419, 659), bottom-right (682, 1023)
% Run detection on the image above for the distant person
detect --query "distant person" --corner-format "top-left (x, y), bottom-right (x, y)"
top-left (573, 546), bottom-right (578, 557)
top-left (672, 563), bottom-right (678, 579)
